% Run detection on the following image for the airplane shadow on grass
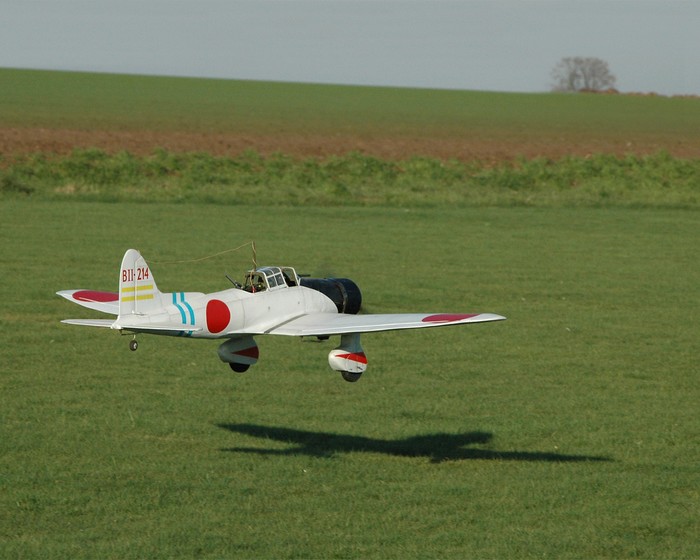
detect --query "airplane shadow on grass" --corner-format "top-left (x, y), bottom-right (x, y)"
top-left (217, 423), bottom-right (612, 464)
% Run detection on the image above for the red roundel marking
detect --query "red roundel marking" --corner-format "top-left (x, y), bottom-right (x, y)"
top-left (73, 290), bottom-right (119, 303)
top-left (206, 299), bottom-right (231, 334)
top-left (422, 314), bottom-right (477, 323)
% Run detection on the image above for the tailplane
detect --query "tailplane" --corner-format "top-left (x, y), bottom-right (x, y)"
top-left (118, 249), bottom-right (163, 316)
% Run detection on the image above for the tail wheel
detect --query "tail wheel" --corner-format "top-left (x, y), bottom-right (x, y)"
top-left (229, 362), bottom-right (250, 373)
top-left (129, 339), bottom-right (138, 351)
top-left (341, 371), bottom-right (362, 383)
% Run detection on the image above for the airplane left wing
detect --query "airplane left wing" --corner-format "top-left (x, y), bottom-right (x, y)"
top-left (263, 312), bottom-right (505, 337)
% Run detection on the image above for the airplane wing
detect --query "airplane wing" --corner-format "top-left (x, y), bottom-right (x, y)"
top-left (56, 290), bottom-right (119, 315)
top-left (264, 312), bottom-right (505, 337)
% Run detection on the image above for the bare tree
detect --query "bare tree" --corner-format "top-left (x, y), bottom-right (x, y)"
top-left (551, 57), bottom-right (616, 92)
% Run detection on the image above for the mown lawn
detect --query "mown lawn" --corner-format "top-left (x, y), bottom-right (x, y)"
top-left (1, 201), bottom-right (698, 558)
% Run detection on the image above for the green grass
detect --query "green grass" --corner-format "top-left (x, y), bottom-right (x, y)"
top-left (2, 149), bottom-right (699, 208)
top-left (2, 68), bottom-right (700, 144)
top-left (1, 201), bottom-right (698, 559)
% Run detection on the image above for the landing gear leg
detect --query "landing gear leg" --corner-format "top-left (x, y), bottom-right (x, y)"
top-left (129, 337), bottom-right (138, 352)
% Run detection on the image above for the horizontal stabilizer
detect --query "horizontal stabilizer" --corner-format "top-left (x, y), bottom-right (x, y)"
top-left (56, 290), bottom-right (119, 315)
top-left (114, 322), bottom-right (203, 335)
top-left (61, 319), bottom-right (115, 328)
top-left (61, 317), bottom-right (203, 335)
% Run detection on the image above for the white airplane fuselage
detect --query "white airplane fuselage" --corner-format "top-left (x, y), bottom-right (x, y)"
top-left (113, 285), bottom-right (339, 338)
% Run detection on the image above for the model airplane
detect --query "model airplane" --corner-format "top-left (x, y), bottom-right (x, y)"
top-left (57, 249), bottom-right (505, 382)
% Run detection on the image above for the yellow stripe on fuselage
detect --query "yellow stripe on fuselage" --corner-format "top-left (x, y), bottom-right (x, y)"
top-left (121, 284), bottom-right (154, 293)
top-left (121, 285), bottom-right (155, 302)
top-left (121, 294), bottom-right (155, 302)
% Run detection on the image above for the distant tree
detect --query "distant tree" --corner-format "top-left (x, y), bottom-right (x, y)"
top-left (551, 57), bottom-right (616, 92)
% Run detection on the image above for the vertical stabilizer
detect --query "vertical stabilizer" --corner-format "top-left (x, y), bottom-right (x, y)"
top-left (118, 249), bottom-right (161, 316)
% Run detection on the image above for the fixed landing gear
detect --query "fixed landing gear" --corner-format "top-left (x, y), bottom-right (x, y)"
top-left (218, 337), bottom-right (258, 374)
top-left (129, 338), bottom-right (138, 351)
top-left (329, 334), bottom-right (367, 382)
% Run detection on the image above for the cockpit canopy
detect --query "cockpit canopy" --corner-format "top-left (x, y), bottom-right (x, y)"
top-left (243, 266), bottom-right (299, 293)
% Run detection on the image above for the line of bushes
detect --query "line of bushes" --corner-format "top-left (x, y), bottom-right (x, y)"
top-left (1, 149), bottom-right (698, 208)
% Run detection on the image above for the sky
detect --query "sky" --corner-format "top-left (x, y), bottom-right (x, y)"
top-left (1, 0), bottom-right (699, 95)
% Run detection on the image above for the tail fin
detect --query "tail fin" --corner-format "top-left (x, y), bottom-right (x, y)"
top-left (118, 249), bottom-right (162, 316)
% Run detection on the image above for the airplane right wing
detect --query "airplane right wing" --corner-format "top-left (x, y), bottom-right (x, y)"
top-left (265, 312), bottom-right (506, 337)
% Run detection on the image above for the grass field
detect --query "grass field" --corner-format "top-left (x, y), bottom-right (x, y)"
top-left (1, 200), bottom-right (698, 558)
top-left (3, 68), bottom-right (700, 159)
top-left (1, 68), bottom-right (697, 136)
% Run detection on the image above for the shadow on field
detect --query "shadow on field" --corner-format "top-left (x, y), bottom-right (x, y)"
top-left (217, 423), bottom-right (612, 464)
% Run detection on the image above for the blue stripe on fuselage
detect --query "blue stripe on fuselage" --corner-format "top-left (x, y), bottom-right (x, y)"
top-left (172, 292), bottom-right (187, 323)
top-left (180, 293), bottom-right (195, 325)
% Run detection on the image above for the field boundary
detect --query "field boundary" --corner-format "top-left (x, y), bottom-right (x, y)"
top-left (2, 149), bottom-right (698, 209)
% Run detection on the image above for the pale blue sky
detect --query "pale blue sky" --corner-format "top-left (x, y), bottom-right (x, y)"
top-left (1, 0), bottom-right (698, 94)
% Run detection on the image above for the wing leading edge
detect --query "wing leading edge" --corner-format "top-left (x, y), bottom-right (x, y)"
top-left (264, 312), bottom-right (506, 337)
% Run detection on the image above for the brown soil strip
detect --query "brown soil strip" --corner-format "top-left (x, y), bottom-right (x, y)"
top-left (1, 126), bottom-right (698, 162)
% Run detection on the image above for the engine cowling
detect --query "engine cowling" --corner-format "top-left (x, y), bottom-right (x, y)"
top-left (299, 277), bottom-right (362, 314)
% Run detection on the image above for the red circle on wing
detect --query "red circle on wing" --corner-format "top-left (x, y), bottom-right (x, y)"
top-left (422, 314), bottom-right (477, 323)
top-left (206, 299), bottom-right (231, 333)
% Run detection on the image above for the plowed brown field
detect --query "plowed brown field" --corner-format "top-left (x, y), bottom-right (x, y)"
top-left (2, 125), bottom-right (698, 162)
